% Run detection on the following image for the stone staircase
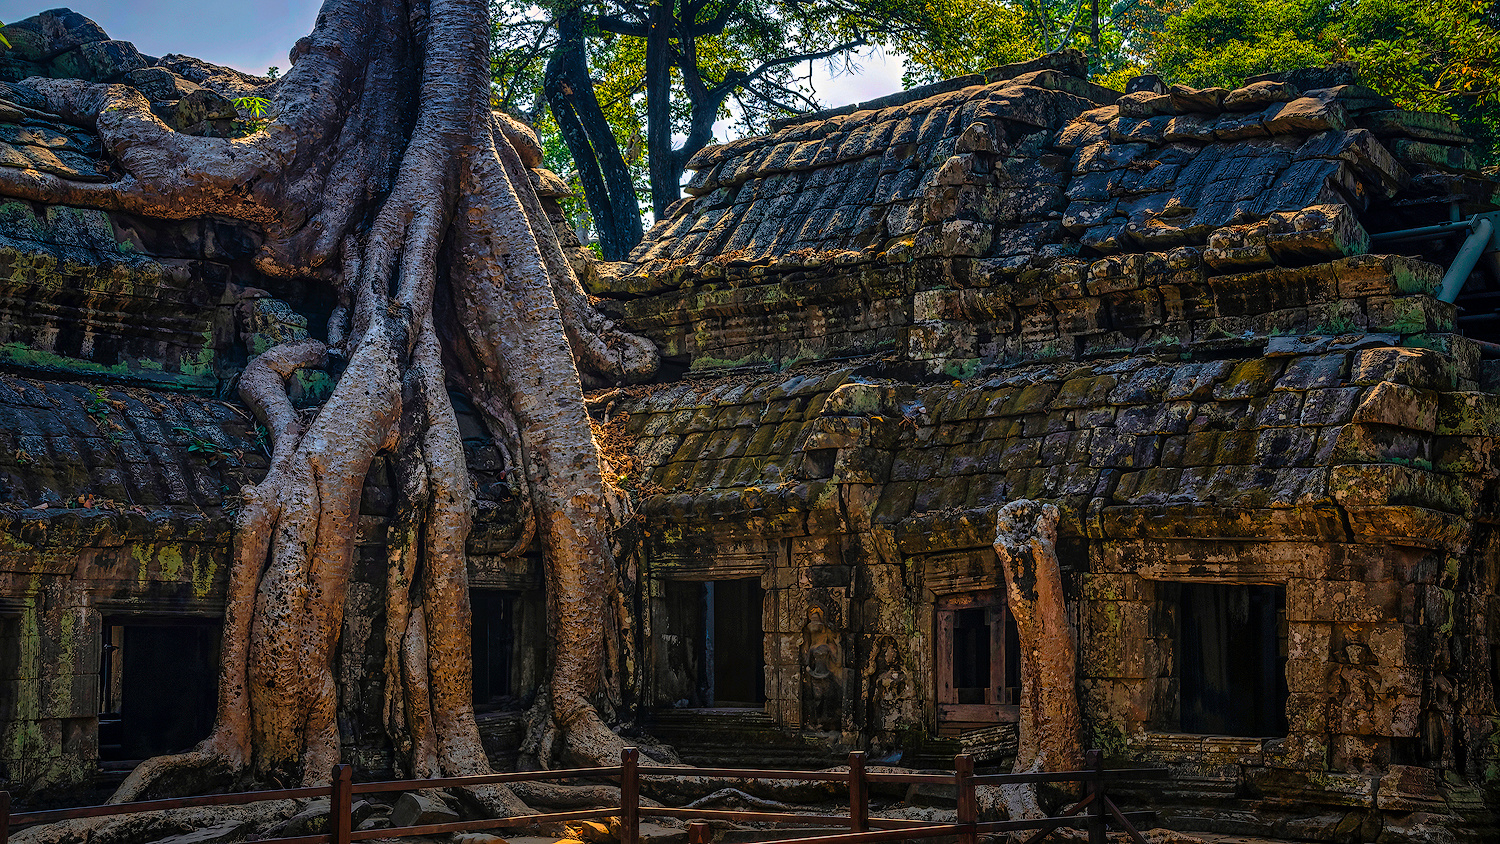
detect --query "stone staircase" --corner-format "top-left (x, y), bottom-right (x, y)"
top-left (644, 709), bottom-right (844, 768)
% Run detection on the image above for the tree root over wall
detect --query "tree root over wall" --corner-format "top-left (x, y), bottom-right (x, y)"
top-left (5, 0), bottom-right (662, 838)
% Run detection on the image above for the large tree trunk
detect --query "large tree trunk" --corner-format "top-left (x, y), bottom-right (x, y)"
top-left (0, 0), bottom-right (656, 809)
top-left (543, 6), bottom-right (644, 260)
top-left (984, 500), bottom-right (1083, 821)
top-left (643, 0), bottom-right (681, 218)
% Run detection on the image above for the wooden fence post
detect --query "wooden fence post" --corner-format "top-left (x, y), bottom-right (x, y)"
top-left (1085, 749), bottom-right (1105, 844)
top-left (688, 821), bottom-right (711, 844)
top-left (847, 751), bottom-right (867, 833)
top-left (955, 754), bottom-right (976, 844)
top-left (2, 789), bottom-right (11, 844)
top-left (331, 763), bottom-right (353, 844)
top-left (621, 747), bottom-right (640, 844)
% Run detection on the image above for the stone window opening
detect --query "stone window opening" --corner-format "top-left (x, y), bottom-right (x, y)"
top-left (98, 617), bottom-right (220, 763)
top-left (1168, 583), bottom-right (1289, 737)
top-left (470, 589), bottom-right (517, 709)
top-left (935, 591), bottom-right (1020, 727)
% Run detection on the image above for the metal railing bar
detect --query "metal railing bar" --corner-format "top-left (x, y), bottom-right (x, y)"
top-left (349, 808), bottom-right (615, 841)
top-left (351, 767), bottom-right (622, 793)
top-left (640, 767), bottom-right (848, 782)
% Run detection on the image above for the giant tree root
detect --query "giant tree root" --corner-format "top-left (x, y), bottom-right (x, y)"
top-left (979, 500), bottom-right (1083, 825)
top-left (0, 0), bottom-right (658, 828)
top-left (11, 800), bottom-right (305, 844)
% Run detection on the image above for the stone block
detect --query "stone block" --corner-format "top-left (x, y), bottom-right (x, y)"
top-left (1365, 295), bottom-right (1453, 335)
top-left (1212, 358), bottom-right (1283, 400)
top-left (1350, 381), bottom-right (1437, 432)
top-left (1286, 578), bottom-right (1399, 623)
top-left (1260, 733), bottom-right (1327, 770)
top-left (1344, 504), bottom-right (1470, 552)
top-left (1331, 462), bottom-right (1473, 513)
top-left (1375, 764), bottom-right (1446, 812)
top-left (1285, 692), bottom-right (1330, 733)
top-left (1115, 402), bottom-right (1192, 435)
top-left (1266, 203), bottom-right (1368, 265)
top-left (1436, 390), bottom-right (1500, 436)
top-left (1254, 390), bottom-right (1304, 427)
top-left (1225, 80), bottom-right (1299, 111)
top-left (1204, 222), bottom-right (1275, 271)
top-left (1352, 345), bottom-right (1456, 391)
top-left (1433, 434), bottom-right (1493, 476)
top-left (1334, 254), bottom-right (1441, 298)
top-left (1264, 96), bottom-right (1349, 135)
top-left (1390, 138), bottom-right (1477, 172)
top-left (1256, 426), bottom-right (1317, 468)
top-left (1328, 423), bottom-right (1430, 466)
top-left (1300, 387), bottom-right (1362, 425)
top-left (1275, 353), bottom-right (1349, 391)
top-left (1287, 620), bottom-right (1332, 662)
top-left (1330, 733), bottom-right (1390, 774)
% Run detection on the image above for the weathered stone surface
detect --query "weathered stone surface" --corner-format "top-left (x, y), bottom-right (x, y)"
top-left (390, 793), bottom-right (460, 828)
top-left (153, 822), bottom-right (254, 844)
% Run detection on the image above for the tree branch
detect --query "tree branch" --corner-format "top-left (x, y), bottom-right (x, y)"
top-left (708, 36), bottom-right (866, 99)
top-left (585, 13), bottom-right (650, 37)
top-left (687, 0), bottom-right (747, 37)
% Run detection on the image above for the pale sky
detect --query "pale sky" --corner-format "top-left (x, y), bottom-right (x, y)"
top-left (0, 1), bottom-right (907, 141)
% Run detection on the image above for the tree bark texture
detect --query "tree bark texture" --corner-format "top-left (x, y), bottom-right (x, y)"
top-left (543, 6), bottom-right (644, 260)
top-left (985, 500), bottom-right (1082, 821)
top-left (0, 0), bottom-right (658, 809)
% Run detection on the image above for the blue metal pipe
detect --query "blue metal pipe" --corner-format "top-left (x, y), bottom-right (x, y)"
top-left (1438, 216), bottom-right (1495, 303)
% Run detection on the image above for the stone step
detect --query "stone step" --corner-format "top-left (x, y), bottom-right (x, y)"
top-left (645, 709), bottom-right (843, 769)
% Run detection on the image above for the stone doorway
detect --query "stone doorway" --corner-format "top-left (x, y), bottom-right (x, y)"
top-left (1173, 583), bottom-right (1289, 737)
top-left (656, 578), bottom-right (766, 708)
top-left (98, 618), bottom-right (220, 761)
top-left (470, 589), bottom-right (517, 707)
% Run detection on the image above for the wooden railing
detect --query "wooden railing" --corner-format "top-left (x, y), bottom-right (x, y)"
top-left (1, 748), bottom-right (1167, 844)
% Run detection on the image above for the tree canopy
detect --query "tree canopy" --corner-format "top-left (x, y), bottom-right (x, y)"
top-left (499, 0), bottom-right (1500, 250)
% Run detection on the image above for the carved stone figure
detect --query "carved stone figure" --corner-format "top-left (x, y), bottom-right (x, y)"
top-left (870, 635), bottom-right (908, 731)
top-left (799, 606), bottom-right (843, 731)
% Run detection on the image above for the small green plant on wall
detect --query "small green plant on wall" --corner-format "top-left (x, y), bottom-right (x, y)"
top-left (232, 96), bottom-right (273, 135)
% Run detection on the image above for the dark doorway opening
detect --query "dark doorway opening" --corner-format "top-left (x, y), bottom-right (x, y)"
top-left (710, 578), bottom-right (765, 706)
top-left (655, 578), bottom-right (765, 708)
top-left (471, 590), bottom-right (516, 707)
top-left (1177, 583), bottom-right (1288, 736)
top-left (99, 618), bottom-right (220, 761)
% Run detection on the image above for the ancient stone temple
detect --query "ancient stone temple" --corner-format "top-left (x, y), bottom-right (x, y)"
top-left (0, 7), bottom-right (1497, 842)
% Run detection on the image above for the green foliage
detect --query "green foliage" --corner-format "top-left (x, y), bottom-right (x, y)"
top-left (1338, 0), bottom-right (1500, 160)
top-left (500, 0), bottom-right (1500, 238)
top-left (1150, 0), bottom-right (1500, 165)
top-left (493, 0), bottom-right (966, 240)
top-left (231, 96), bottom-right (275, 139)
top-left (893, 0), bottom-right (1500, 165)
top-left (233, 96), bottom-right (272, 118)
top-left (892, 0), bottom-right (1189, 85)
top-left (1150, 0), bottom-right (1335, 88)
top-left (174, 425), bottom-right (235, 465)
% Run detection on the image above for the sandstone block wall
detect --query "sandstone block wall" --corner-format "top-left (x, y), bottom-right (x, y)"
top-left (593, 53), bottom-right (1500, 840)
